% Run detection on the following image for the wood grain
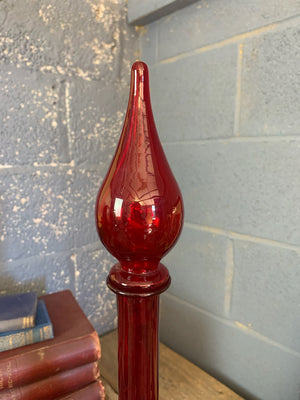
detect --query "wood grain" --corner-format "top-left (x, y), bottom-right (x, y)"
top-left (102, 377), bottom-right (118, 400)
top-left (100, 330), bottom-right (243, 399)
top-left (100, 330), bottom-right (119, 391)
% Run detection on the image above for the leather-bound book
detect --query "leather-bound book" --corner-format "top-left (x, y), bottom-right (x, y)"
top-left (56, 381), bottom-right (106, 400)
top-left (0, 290), bottom-right (101, 389)
top-left (1, 362), bottom-right (99, 400)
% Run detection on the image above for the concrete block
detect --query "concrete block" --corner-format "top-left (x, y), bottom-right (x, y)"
top-left (0, 2), bottom-right (10, 27)
top-left (0, 0), bottom-right (132, 82)
top-left (118, 8), bottom-right (139, 86)
top-left (0, 65), bottom-right (69, 166)
top-left (69, 167), bottom-right (105, 246)
top-left (75, 246), bottom-right (117, 334)
top-left (239, 21), bottom-right (300, 136)
top-left (0, 167), bottom-right (101, 262)
top-left (231, 240), bottom-right (300, 352)
top-left (139, 23), bottom-right (158, 66)
top-left (128, 0), bottom-right (198, 25)
top-left (160, 293), bottom-right (300, 400)
top-left (150, 45), bottom-right (237, 141)
top-left (163, 140), bottom-right (300, 245)
top-left (0, 252), bottom-right (75, 296)
top-left (163, 225), bottom-right (228, 316)
top-left (68, 79), bottom-right (128, 168)
top-left (155, 0), bottom-right (300, 61)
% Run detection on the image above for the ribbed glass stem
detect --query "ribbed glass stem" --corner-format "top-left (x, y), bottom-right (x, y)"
top-left (118, 295), bottom-right (159, 400)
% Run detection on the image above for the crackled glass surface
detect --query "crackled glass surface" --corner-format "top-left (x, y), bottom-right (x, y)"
top-left (95, 61), bottom-right (184, 400)
top-left (95, 61), bottom-right (183, 272)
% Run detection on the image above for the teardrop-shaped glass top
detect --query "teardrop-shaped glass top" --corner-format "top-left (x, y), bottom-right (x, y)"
top-left (95, 61), bottom-right (184, 272)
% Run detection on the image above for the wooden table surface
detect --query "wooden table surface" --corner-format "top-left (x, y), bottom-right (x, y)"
top-left (99, 330), bottom-right (243, 400)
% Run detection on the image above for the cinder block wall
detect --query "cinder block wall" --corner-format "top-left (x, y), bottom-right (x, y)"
top-left (139, 2), bottom-right (300, 399)
top-left (0, 0), bottom-right (138, 334)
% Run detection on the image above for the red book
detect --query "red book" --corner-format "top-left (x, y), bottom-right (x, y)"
top-left (0, 290), bottom-right (101, 389)
top-left (1, 362), bottom-right (99, 400)
top-left (56, 381), bottom-right (105, 400)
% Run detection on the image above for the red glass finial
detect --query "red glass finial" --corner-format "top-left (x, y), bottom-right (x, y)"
top-left (95, 61), bottom-right (184, 400)
top-left (95, 61), bottom-right (183, 272)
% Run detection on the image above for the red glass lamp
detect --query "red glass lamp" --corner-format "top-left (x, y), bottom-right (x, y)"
top-left (95, 61), bottom-right (184, 400)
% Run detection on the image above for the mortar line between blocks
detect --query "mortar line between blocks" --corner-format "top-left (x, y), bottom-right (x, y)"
top-left (138, 32), bottom-right (143, 61)
top-left (233, 43), bottom-right (244, 137)
top-left (158, 23), bottom-right (278, 65)
top-left (0, 165), bottom-right (14, 169)
top-left (184, 222), bottom-right (300, 253)
top-left (65, 81), bottom-right (73, 162)
top-left (156, 13), bottom-right (300, 65)
top-left (154, 20), bottom-right (159, 64)
top-left (162, 135), bottom-right (300, 146)
top-left (224, 240), bottom-right (234, 317)
top-left (0, 241), bottom-right (102, 268)
top-left (163, 292), bottom-right (300, 357)
top-left (0, 162), bottom-right (76, 175)
top-left (71, 253), bottom-right (79, 292)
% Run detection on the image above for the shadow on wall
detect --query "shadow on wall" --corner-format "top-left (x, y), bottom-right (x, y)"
top-left (160, 293), bottom-right (266, 400)
top-left (0, 224), bottom-right (77, 298)
top-left (0, 272), bottom-right (47, 297)
top-left (195, 320), bottom-right (261, 400)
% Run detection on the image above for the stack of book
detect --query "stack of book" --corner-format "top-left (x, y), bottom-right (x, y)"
top-left (0, 290), bottom-right (105, 400)
top-left (0, 292), bottom-right (54, 353)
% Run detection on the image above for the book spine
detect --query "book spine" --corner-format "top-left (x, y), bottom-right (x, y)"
top-left (1, 362), bottom-right (99, 400)
top-left (57, 381), bottom-right (105, 400)
top-left (0, 324), bottom-right (53, 352)
top-left (0, 292), bottom-right (37, 333)
top-left (0, 332), bottom-right (100, 389)
top-left (0, 315), bottom-right (36, 333)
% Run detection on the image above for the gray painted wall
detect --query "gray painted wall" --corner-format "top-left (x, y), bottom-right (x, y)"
top-left (0, 0), bottom-right (138, 334)
top-left (139, 1), bottom-right (300, 400)
top-left (1, 1), bottom-right (299, 398)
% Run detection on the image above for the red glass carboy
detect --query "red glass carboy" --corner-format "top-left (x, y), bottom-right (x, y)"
top-left (95, 61), bottom-right (184, 400)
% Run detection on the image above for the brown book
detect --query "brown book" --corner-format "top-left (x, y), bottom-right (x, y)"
top-left (1, 362), bottom-right (99, 400)
top-left (56, 381), bottom-right (105, 400)
top-left (0, 290), bottom-right (101, 389)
